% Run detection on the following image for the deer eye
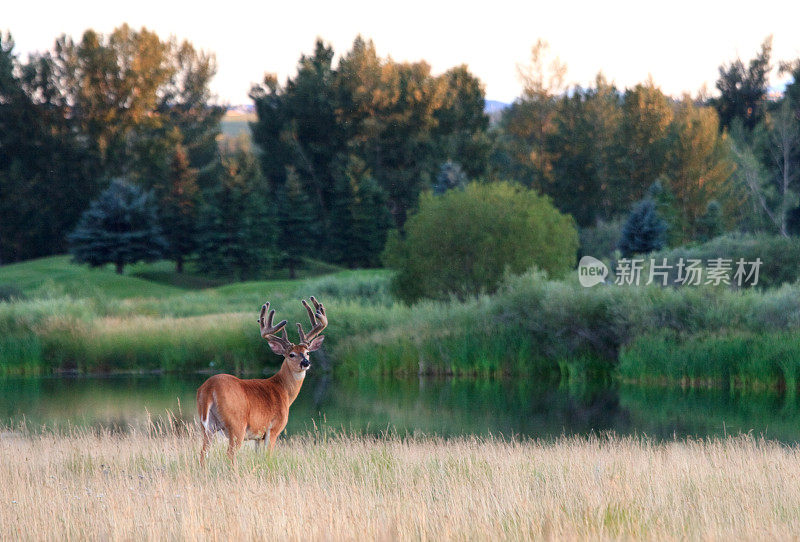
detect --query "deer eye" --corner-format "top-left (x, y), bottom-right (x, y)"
top-left (289, 353), bottom-right (296, 358)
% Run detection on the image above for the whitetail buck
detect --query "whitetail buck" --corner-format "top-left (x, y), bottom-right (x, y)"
top-left (196, 297), bottom-right (327, 464)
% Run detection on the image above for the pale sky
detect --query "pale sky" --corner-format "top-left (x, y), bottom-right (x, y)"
top-left (5, 0), bottom-right (800, 105)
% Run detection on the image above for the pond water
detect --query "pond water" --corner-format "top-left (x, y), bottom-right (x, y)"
top-left (3, 372), bottom-right (800, 442)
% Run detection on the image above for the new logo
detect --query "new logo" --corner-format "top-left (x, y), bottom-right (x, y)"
top-left (578, 256), bottom-right (608, 287)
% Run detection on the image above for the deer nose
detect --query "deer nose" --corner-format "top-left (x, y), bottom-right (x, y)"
top-left (300, 357), bottom-right (310, 368)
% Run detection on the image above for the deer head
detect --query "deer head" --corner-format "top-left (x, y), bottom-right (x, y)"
top-left (259, 297), bottom-right (327, 374)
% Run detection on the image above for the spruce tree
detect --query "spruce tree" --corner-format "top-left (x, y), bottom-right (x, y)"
top-left (433, 161), bottom-right (467, 195)
top-left (67, 179), bottom-right (167, 274)
top-left (328, 155), bottom-right (392, 267)
top-left (156, 145), bottom-right (201, 273)
top-left (275, 169), bottom-right (314, 278)
top-left (196, 147), bottom-right (274, 280)
top-left (617, 198), bottom-right (668, 257)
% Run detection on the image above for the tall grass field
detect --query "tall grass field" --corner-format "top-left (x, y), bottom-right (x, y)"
top-left (1, 424), bottom-right (799, 540)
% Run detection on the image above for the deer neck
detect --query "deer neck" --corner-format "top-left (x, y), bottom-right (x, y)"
top-left (273, 360), bottom-right (306, 405)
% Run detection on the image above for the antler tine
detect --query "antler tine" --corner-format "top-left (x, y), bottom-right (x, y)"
top-left (259, 301), bottom-right (288, 338)
top-left (304, 299), bottom-right (317, 327)
top-left (296, 296), bottom-right (327, 344)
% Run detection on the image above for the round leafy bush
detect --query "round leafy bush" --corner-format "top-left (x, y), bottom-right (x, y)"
top-left (384, 182), bottom-right (578, 303)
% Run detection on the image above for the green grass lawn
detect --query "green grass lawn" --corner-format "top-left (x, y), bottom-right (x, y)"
top-left (0, 256), bottom-right (184, 299)
top-left (0, 255), bottom-right (366, 301)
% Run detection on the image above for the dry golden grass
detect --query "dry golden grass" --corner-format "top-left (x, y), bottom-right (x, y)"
top-left (2, 425), bottom-right (800, 541)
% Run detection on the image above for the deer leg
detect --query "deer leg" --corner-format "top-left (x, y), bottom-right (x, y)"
top-left (199, 429), bottom-right (212, 467)
top-left (267, 427), bottom-right (279, 454)
top-left (227, 426), bottom-right (245, 463)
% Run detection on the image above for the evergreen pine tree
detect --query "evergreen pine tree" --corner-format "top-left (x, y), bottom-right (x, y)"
top-left (196, 147), bottom-right (274, 280)
top-left (647, 178), bottom-right (682, 245)
top-left (788, 205), bottom-right (800, 236)
top-left (0, 33), bottom-right (97, 262)
top-left (433, 161), bottom-right (467, 195)
top-left (348, 175), bottom-right (392, 267)
top-left (156, 145), bottom-right (201, 273)
top-left (275, 168), bottom-right (315, 278)
top-left (713, 37), bottom-right (772, 132)
top-left (617, 198), bottom-right (667, 257)
top-left (697, 200), bottom-right (724, 242)
top-left (328, 155), bottom-right (392, 267)
top-left (67, 179), bottom-right (167, 274)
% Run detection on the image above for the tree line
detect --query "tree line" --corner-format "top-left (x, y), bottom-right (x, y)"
top-left (0, 25), bottom-right (223, 267)
top-left (2, 28), bottom-right (799, 276)
top-left (498, 38), bottom-right (800, 249)
top-left (248, 37), bottom-right (490, 273)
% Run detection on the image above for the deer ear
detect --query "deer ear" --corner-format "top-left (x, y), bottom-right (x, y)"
top-left (306, 335), bottom-right (324, 352)
top-left (267, 336), bottom-right (289, 356)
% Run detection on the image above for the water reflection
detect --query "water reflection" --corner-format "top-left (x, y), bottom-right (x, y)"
top-left (2, 372), bottom-right (800, 442)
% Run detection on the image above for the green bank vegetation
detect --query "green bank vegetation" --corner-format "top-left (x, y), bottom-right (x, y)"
top-left (2, 254), bottom-right (800, 390)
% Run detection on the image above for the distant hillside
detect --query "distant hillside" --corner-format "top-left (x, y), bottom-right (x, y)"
top-left (485, 100), bottom-right (509, 125)
top-left (484, 100), bottom-right (509, 114)
top-left (220, 110), bottom-right (256, 140)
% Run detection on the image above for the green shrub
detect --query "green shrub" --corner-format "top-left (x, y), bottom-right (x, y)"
top-left (647, 233), bottom-right (800, 289)
top-left (332, 269), bottom-right (800, 379)
top-left (486, 272), bottom-right (800, 376)
top-left (579, 218), bottom-right (623, 260)
top-left (383, 182), bottom-right (579, 303)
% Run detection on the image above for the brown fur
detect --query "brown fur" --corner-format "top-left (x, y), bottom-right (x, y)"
top-left (196, 341), bottom-right (320, 464)
top-left (197, 298), bottom-right (327, 465)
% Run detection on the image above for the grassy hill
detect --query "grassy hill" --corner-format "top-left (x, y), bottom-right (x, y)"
top-left (0, 256), bottom-right (370, 300)
top-left (220, 111), bottom-right (255, 141)
top-left (0, 256), bottom-right (184, 300)
top-left (0, 256), bottom-right (396, 375)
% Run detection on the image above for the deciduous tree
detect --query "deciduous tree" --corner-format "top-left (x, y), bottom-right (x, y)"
top-left (155, 145), bottom-right (201, 272)
top-left (619, 80), bottom-right (673, 206)
top-left (664, 98), bottom-right (734, 241)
